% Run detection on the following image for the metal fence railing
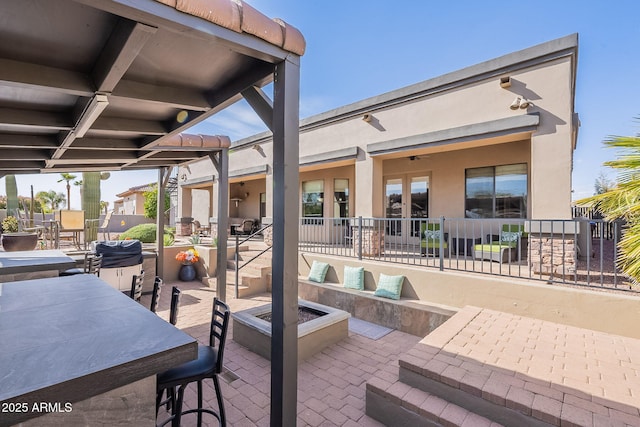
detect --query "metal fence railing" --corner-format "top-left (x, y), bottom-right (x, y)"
top-left (298, 216), bottom-right (634, 292)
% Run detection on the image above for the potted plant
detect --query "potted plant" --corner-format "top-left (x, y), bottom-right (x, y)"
top-left (1, 216), bottom-right (38, 251)
top-left (175, 248), bottom-right (199, 281)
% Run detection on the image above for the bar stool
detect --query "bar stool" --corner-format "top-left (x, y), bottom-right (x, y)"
top-left (130, 270), bottom-right (145, 302)
top-left (60, 253), bottom-right (103, 276)
top-left (150, 277), bottom-right (163, 313)
top-left (156, 287), bottom-right (182, 419)
top-left (156, 297), bottom-right (230, 427)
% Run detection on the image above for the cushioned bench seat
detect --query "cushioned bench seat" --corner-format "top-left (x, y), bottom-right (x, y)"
top-left (298, 278), bottom-right (456, 337)
top-left (472, 243), bottom-right (518, 263)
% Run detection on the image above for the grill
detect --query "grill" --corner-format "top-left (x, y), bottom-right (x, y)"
top-left (94, 240), bottom-right (143, 268)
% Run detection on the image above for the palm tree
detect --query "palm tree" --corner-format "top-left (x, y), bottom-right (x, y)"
top-left (577, 120), bottom-right (640, 283)
top-left (58, 173), bottom-right (77, 210)
top-left (36, 190), bottom-right (66, 212)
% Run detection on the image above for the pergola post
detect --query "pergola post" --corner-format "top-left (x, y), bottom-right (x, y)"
top-left (270, 55), bottom-right (300, 427)
top-left (210, 151), bottom-right (228, 302)
top-left (156, 166), bottom-right (169, 279)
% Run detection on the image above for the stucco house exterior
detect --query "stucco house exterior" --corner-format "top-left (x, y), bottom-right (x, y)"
top-left (114, 183), bottom-right (156, 216)
top-left (177, 34), bottom-right (578, 247)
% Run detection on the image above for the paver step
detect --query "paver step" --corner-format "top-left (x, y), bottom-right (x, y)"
top-left (366, 376), bottom-right (503, 427)
top-left (397, 306), bottom-right (640, 427)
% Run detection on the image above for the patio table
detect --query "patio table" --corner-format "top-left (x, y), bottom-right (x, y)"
top-left (0, 274), bottom-right (197, 426)
top-left (0, 249), bottom-right (76, 282)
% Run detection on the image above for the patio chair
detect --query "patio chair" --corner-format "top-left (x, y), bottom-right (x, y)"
top-left (420, 222), bottom-right (448, 257)
top-left (98, 211), bottom-right (113, 241)
top-left (55, 209), bottom-right (85, 249)
top-left (15, 210), bottom-right (45, 237)
top-left (156, 297), bottom-right (230, 427)
top-left (192, 220), bottom-right (210, 236)
top-left (239, 218), bottom-right (255, 235)
top-left (473, 224), bottom-right (525, 263)
top-left (60, 253), bottom-right (103, 277)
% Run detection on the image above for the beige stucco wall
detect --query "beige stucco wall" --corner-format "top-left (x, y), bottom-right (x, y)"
top-left (231, 178), bottom-right (265, 221)
top-left (180, 51), bottom-right (575, 221)
top-left (382, 141), bottom-right (530, 218)
top-left (299, 253), bottom-right (640, 340)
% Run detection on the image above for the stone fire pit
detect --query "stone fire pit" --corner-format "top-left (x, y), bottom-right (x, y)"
top-left (232, 299), bottom-right (350, 362)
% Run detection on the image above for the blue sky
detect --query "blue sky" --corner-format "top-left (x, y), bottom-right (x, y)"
top-left (2, 0), bottom-right (639, 208)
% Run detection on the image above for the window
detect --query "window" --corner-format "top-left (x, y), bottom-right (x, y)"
top-left (465, 164), bottom-right (527, 218)
top-left (302, 180), bottom-right (324, 220)
top-left (333, 179), bottom-right (349, 218)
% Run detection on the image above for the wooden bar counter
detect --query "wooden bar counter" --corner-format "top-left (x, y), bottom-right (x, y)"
top-left (0, 274), bottom-right (197, 426)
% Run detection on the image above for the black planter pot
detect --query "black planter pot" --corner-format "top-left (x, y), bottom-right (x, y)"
top-left (1, 233), bottom-right (38, 252)
top-left (179, 263), bottom-right (197, 281)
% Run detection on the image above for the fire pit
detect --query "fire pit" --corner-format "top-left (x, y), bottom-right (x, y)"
top-left (232, 299), bottom-right (350, 362)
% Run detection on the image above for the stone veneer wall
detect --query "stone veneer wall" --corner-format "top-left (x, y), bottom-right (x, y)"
top-left (352, 227), bottom-right (384, 257)
top-left (529, 235), bottom-right (576, 278)
top-left (263, 226), bottom-right (273, 246)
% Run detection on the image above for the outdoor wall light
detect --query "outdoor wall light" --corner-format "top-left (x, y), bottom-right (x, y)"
top-left (362, 113), bottom-right (372, 122)
top-left (510, 96), bottom-right (533, 110)
top-left (500, 76), bottom-right (512, 88)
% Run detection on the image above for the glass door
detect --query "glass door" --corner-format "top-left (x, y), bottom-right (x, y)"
top-left (384, 175), bottom-right (429, 244)
top-left (410, 176), bottom-right (429, 240)
top-left (385, 178), bottom-right (403, 239)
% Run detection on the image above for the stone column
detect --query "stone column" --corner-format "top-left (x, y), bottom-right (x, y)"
top-left (176, 186), bottom-right (193, 236)
top-left (352, 219), bottom-right (384, 257)
top-left (529, 235), bottom-right (577, 278)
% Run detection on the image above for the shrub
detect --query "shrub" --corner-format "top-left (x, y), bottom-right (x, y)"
top-left (163, 233), bottom-right (175, 246)
top-left (119, 223), bottom-right (174, 243)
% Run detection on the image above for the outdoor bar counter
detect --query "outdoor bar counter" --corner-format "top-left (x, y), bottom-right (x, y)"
top-left (0, 274), bottom-right (197, 426)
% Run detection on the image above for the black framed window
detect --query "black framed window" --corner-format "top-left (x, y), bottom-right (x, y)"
top-left (302, 180), bottom-right (324, 221)
top-left (465, 164), bottom-right (527, 218)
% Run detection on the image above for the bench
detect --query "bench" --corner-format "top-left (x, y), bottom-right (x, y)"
top-left (298, 278), bottom-right (457, 337)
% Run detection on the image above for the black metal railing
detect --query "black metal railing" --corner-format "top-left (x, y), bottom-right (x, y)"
top-left (298, 216), bottom-right (633, 292)
top-left (234, 223), bottom-right (272, 298)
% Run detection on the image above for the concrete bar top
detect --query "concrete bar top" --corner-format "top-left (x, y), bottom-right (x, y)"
top-left (0, 274), bottom-right (197, 425)
top-left (0, 250), bottom-right (76, 275)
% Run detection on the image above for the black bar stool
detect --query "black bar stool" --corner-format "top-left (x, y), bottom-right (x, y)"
top-left (129, 270), bottom-right (144, 302)
top-left (156, 297), bottom-right (230, 427)
top-left (150, 277), bottom-right (163, 313)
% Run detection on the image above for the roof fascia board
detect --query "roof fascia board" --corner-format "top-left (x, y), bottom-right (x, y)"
top-left (74, 0), bottom-right (291, 63)
top-left (230, 164), bottom-right (268, 178)
top-left (301, 34), bottom-right (577, 129)
top-left (181, 175), bottom-right (214, 187)
top-left (299, 147), bottom-right (359, 167)
top-left (367, 114), bottom-right (540, 156)
top-left (231, 35), bottom-right (576, 151)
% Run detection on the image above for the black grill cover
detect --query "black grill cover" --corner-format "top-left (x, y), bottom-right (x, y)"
top-left (95, 240), bottom-right (143, 268)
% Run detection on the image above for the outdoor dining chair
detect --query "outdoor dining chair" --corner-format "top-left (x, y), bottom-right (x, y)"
top-left (156, 297), bottom-right (230, 427)
top-left (98, 211), bottom-right (113, 240)
top-left (60, 253), bottom-right (103, 277)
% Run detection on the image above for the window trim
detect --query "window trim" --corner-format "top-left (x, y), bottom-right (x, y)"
top-left (465, 163), bottom-right (528, 219)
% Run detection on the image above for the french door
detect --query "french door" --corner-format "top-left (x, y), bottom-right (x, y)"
top-left (384, 175), bottom-right (429, 244)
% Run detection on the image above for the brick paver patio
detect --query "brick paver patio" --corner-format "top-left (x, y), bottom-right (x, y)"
top-left (143, 280), bottom-right (421, 426)
top-left (399, 306), bottom-right (640, 426)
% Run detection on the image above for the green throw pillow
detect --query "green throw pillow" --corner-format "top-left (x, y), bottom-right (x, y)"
top-left (343, 266), bottom-right (365, 290)
top-left (308, 261), bottom-right (330, 283)
top-left (374, 273), bottom-right (404, 300)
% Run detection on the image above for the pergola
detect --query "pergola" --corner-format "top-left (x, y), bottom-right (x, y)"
top-left (0, 0), bottom-right (303, 424)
